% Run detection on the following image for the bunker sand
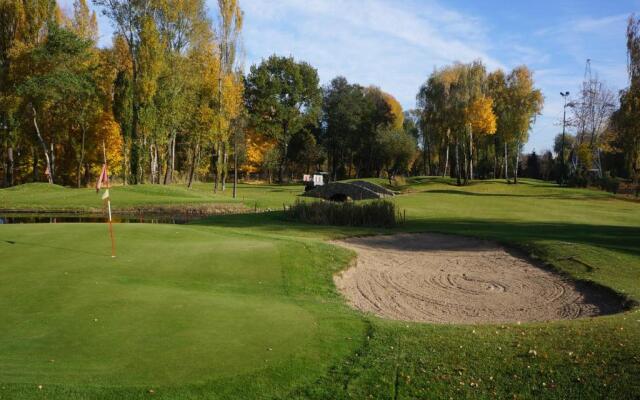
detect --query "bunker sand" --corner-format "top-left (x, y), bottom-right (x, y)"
top-left (334, 233), bottom-right (623, 324)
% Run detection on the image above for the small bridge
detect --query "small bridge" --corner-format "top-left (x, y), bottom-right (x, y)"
top-left (304, 181), bottom-right (395, 201)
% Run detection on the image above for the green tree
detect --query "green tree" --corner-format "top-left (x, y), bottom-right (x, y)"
top-left (322, 76), bottom-right (365, 180)
top-left (376, 126), bottom-right (416, 184)
top-left (611, 15), bottom-right (640, 184)
top-left (244, 55), bottom-right (322, 182)
top-left (14, 25), bottom-right (98, 184)
top-left (93, 0), bottom-right (153, 183)
top-left (0, 0), bottom-right (56, 185)
top-left (215, 0), bottom-right (244, 194)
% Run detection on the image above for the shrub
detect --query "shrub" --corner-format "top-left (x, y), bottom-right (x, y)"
top-left (597, 174), bottom-right (621, 194)
top-left (391, 175), bottom-right (407, 187)
top-left (566, 170), bottom-right (588, 188)
top-left (566, 171), bottom-right (620, 194)
top-left (285, 199), bottom-right (400, 227)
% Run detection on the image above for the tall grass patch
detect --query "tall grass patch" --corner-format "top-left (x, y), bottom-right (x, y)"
top-left (285, 199), bottom-right (400, 227)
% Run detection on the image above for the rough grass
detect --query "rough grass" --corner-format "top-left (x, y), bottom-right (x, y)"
top-left (285, 199), bottom-right (399, 227)
top-left (1, 177), bottom-right (639, 399)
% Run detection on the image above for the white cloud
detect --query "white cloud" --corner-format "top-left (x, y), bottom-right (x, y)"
top-left (61, 0), bottom-right (632, 153)
top-left (240, 0), bottom-right (506, 110)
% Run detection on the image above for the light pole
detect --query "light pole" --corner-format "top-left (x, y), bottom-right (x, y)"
top-left (1, 121), bottom-right (9, 187)
top-left (560, 91), bottom-right (570, 185)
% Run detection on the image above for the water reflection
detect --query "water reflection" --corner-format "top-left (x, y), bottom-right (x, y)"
top-left (0, 214), bottom-right (197, 224)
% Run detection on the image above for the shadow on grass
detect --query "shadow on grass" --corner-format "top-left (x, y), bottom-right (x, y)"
top-left (402, 218), bottom-right (640, 257)
top-left (0, 238), bottom-right (108, 257)
top-left (194, 212), bottom-right (640, 258)
top-left (421, 189), bottom-right (611, 200)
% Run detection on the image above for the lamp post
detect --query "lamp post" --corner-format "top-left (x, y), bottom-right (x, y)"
top-left (560, 91), bottom-right (570, 185)
top-left (1, 121), bottom-right (9, 187)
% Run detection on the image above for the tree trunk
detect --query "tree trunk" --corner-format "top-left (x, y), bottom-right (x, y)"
top-left (32, 147), bottom-right (39, 181)
top-left (278, 141), bottom-right (288, 184)
top-left (443, 143), bottom-right (449, 178)
top-left (222, 142), bottom-right (228, 191)
top-left (150, 143), bottom-right (159, 184)
top-left (462, 139), bottom-right (468, 185)
top-left (233, 132), bottom-right (238, 199)
top-left (31, 106), bottom-right (53, 184)
top-left (164, 133), bottom-right (176, 185)
top-left (121, 137), bottom-right (128, 185)
top-left (215, 140), bottom-right (224, 191)
top-left (6, 146), bottom-right (14, 187)
top-left (187, 143), bottom-right (199, 189)
top-left (83, 162), bottom-right (91, 186)
top-left (455, 139), bottom-right (461, 186)
top-left (50, 141), bottom-right (55, 181)
top-left (76, 126), bottom-right (86, 188)
top-left (493, 138), bottom-right (499, 179)
top-left (422, 131), bottom-right (428, 176)
top-left (130, 55), bottom-right (142, 185)
top-left (514, 141), bottom-right (520, 184)
top-left (504, 142), bottom-right (509, 183)
top-left (213, 142), bottom-right (219, 192)
top-left (425, 132), bottom-right (431, 176)
top-left (468, 129), bottom-right (474, 181)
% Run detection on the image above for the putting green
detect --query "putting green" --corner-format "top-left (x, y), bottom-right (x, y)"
top-left (0, 223), bottom-right (363, 394)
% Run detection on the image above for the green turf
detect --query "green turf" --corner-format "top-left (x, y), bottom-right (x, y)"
top-left (0, 182), bottom-right (307, 212)
top-left (1, 178), bottom-right (639, 399)
top-left (0, 223), bottom-right (364, 399)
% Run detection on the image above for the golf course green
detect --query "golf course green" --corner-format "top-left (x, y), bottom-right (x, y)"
top-left (1, 178), bottom-right (639, 399)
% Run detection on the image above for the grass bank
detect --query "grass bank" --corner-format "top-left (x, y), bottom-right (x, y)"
top-left (0, 178), bottom-right (638, 399)
top-left (0, 181), bottom-right (307, 213)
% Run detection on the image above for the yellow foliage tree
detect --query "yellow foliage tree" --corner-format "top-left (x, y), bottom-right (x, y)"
top-left (242, 128), bottom-right (276, 176)
top-left (382, 92), bottom-right (404, 130)
top-left (466, 96), bottom-right (497, 136)
top-left (92, 112), bottom-right (124, 178)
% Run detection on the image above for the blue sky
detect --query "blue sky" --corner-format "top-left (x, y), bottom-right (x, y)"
top-left (61, 0), bottom-right (639, 152)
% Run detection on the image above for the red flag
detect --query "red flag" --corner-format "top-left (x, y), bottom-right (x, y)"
top-left (96, 164), bottom-right (107, 192)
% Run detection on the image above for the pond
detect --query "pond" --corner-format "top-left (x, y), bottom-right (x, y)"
top-left (0, 214), bottom-right (200, 224)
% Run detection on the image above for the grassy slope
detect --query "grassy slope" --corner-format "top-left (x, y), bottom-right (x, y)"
top-left (1, 177), bottom-right (639, 399)
top-left (0, 182), bottom-right (306, 211)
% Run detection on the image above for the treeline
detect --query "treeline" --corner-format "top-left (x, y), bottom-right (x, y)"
top-left (1, 2), bottom-right (638, 190)
top-left (416, 62), bottom-right (543, 184)
top-left (0, 0), bottom-right (244, 190)
top-left (522, 15), bottom-right (640, 190)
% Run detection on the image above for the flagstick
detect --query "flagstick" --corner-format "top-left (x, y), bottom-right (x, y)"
top-left (103, 142), bottom-right (116, 258)
top-left (107, 198), bottom-right (115, 258)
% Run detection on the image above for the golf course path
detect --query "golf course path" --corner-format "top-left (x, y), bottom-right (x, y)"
top-left (333, 233), bottom-right (623, 324)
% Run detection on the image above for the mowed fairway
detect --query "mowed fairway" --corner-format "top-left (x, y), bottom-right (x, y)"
top-left (1, 178), bottom-right (639, 399)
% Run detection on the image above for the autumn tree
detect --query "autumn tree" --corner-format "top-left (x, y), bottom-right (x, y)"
top-left (93, 0), bottom-right (154, 183)
top-left (0, 0), bottom-right (57, 185)
top-left (71, 0), bottom-right (98, 42)
top-left (214, 0), bottom-right (244, 194)
top-left (185, 38), bottom-right (220, 188)
top-left (14, 25), bottom-right (99, 184)
top-left (610, 15), bottom-right (640, 184)
top-left (503, 67), bottom-right (543, 183)
top-left (487, 66), bottom-right (543, 183)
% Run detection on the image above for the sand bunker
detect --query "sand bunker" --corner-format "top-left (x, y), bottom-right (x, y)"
top-left (333, 233), bottom-right (623, 324)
